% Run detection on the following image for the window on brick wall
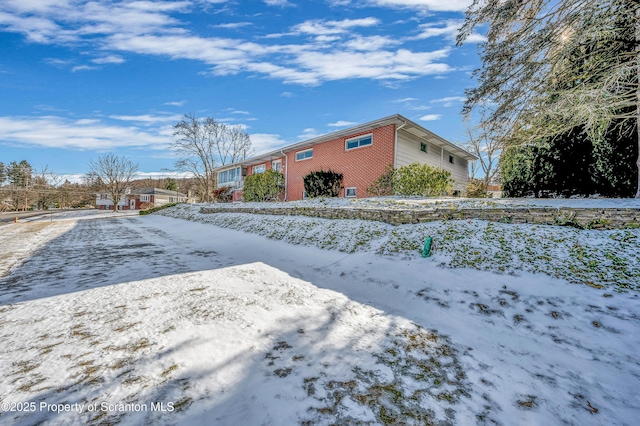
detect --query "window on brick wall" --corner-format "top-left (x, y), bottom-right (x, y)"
top-left (272, 160), bottom-right (282, 172)
top-left (345, 134), bottom-right (372, 150)
top-left (253, 164), bottom-right (266, 174)
top-left (296, 149), bottom-right (313, 161)
top-left (345, 187), bottom-right (356, 198)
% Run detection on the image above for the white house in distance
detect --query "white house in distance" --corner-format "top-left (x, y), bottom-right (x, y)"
top-left (96, 188), bottom-right (188, 210)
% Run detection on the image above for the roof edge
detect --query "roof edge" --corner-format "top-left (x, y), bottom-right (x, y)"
top-left (217, 114), bottom-right (475, 170)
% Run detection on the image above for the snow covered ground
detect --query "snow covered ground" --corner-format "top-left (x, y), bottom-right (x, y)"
top-left (197, 195), bottom-right (640, 211)
top-left (0, 203), bottom-right (639, 425)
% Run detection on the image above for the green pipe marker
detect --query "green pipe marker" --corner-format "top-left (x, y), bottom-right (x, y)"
top-left (422, 236), bottom-right (433, 258)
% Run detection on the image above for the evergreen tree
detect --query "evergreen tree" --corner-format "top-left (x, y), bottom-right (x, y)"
top-left (458, 0), bottom-right (640, 196)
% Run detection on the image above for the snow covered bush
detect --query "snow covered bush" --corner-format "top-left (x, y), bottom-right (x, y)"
top-left (243, 170), bottom-right (285, 202)
top-left (368, 163), bottom-right (453, 197)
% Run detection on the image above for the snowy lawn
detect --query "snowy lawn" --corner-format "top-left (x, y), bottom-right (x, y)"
top-left (0, 205), bottom-right (638, 425)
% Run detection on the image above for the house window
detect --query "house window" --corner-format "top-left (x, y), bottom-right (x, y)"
top-left (140, 194), bottom-right (151, 202)
top-left (272, 160), bottom-right (282, 172)
top-left (449, 155), bottom-right (455, 164)
top-left (296, 149), bottom-right (313, 161)
top-left (218, 167), bottom-right (241, 185)
top-left (302, 191), bottom-right (308, 199)
top-left (420, 142), bottom-right (427, 153)
top-left (253, 164), bottom-right (266, 174)
top-left (345, 134), bottom-right (372, 150)
top-left (345, 187), bottom-right (356, 198)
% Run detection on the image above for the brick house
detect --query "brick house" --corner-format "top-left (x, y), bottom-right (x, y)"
top-left (96, 187), bottom-right (188, 210)
top-left (215, 114), bottom-right (476, 201)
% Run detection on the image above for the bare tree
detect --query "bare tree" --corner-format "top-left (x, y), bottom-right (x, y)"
top-left (32, 167), bottom-right (62, 210)
top-left (88, 154), bottom-right (138, 212)
top-left (172, 114), bottom-right (253, 203)
top-left (464, 111), bottom-right (503, 190)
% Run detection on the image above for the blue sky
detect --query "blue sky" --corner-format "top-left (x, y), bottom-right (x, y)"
top-left (0, 0), bottom-right (484, 181)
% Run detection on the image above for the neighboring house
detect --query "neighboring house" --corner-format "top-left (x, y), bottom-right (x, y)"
top-left (128, 187), bottom-right (189, 210)
top-left (96, 188), bottom-right (188, 210)
top-left (95, 190), bottom-right (130, 210)
top-left (215, 114), bottom-right (477, 201)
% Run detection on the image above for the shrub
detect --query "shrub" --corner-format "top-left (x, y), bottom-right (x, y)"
top-left (140, 203), bottom-right (177, 215)
top-left (367, 164), bottom-right (395, 196)
top-left (212, 186), bottom-right (232, 203)
top-left (369, 163), bottom-right (453, 197)
top-left (243, 170), bottom-right (285, 202)
top-left (303, 169), bottom-right (343, 198)
top-left (466, 179), bottom-right (488, 198)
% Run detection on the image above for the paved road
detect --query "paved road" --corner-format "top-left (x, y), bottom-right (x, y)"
top-left (0, 209), bottom-right (93, 223)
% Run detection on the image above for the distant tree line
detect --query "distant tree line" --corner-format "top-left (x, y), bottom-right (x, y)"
top-left (0, 160), bottom-right (95, 212)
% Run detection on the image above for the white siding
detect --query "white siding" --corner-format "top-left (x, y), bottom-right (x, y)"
top-left (396, 130), bottom-right (469, 195)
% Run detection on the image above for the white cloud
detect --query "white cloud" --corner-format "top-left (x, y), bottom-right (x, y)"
top-left (292, 17), bottom-right (379, 36)
top-left (292, 48), bottom-right (451, 82)
top-left (164, 100), bottom-right (186, 107)
top-left (328, 120), bottom-right (358, 127)
top-left (249, 133), bottom-right (288, 153)
top-left (344, 35), bottom-right (399, 51)
top-left (414, 19), bottom-right (485, 43)
top-left (91, 55), bottom-right (125, 64)
top-left (280, 92), bottom-right (294, 97)
top-left (419, 114), bottom-right (442, 121)
top-left (369, 0), bottom-right (472, 12)
top-left (393, 97), bottom-right (418, 103)
top-left (109, 114), bottom-right (183, 124)
top-left (0, 1), bottom-right (458, 85)
top-left (414, 20), bottom-right (462, 41)
top-left (298, 128), bottom-right (320, 140)
top-left (212, 22), bottom-right (253, 29)
top-left (71, 65), bottom-right (96, 72)
top-left (0, 115), bottom-right (170, 150)
top-left (430, 96), bottom-right (465, 107)
top-left (264, 0), bottom-right (294, 6)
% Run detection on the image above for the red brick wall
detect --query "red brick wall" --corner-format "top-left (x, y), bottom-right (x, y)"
top-left (285, 124), bottom-right (395, 201)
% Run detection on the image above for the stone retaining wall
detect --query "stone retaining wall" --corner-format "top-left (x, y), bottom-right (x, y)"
top-left (200, 206), bottom-right (640, 229)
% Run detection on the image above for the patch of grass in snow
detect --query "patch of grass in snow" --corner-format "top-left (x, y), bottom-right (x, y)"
top-left (104, 338), bottom-right (152, 353)
top-left (112, 322), bottom-right (140, 333)
top-left (306, 324), bottom-right (468, 425)
top-left (160, 364), bottom-right (179, 378)
top-left (516, 395), bottom-right (539, 410)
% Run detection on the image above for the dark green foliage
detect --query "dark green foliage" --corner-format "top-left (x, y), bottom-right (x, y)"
top-left (140, 203), bottom-right (178, 215)
top-left (303, 169), bottom-right (343, 198)
top-left (7, 160), bottom-right (32, 186)
top-left (501, 123), bottom-right (637, 198)
top-left (243, 169), bottom-right (285, 202)
top-left (166, 178), bottom-right (178, 191)
top-left (591, 117), bottom-right (637, 197)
